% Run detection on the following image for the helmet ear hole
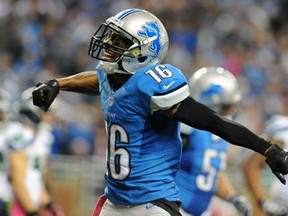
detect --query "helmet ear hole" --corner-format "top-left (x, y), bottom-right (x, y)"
top-left (138, 56), bottom-right (147, 63)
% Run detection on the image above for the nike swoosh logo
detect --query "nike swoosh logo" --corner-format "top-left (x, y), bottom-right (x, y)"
top-left (163, 81), bottom-right (175, 90)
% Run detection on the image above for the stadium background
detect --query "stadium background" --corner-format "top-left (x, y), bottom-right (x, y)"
top-left (1, 0), bottom-right (288, 215)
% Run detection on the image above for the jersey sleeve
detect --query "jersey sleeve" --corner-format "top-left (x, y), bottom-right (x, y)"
top-left (138, 64), bottom-right (190, 113)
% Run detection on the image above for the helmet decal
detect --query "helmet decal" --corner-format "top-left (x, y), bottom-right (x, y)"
top-left (200, 84), bottom-right (223, 103)
top-left (138, 22), bottom-right (161, 57)
top-left (201, 84), bottom-right (223, 96)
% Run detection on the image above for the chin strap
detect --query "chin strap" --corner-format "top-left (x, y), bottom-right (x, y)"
top-left (100, 57), bottom-right (131, 75)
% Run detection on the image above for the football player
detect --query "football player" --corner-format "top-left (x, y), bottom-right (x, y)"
top-left (243, 115), bottom-right (288, 216)
top-left (8, 90), bottom-right (64, 216)
top-left (176, 67), bottom-right (252, 216)
top-left (32, 8), bottom-right (288, 216)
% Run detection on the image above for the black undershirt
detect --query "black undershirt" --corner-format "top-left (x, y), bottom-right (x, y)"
top-left (173, 97), bottom-right (271, 155)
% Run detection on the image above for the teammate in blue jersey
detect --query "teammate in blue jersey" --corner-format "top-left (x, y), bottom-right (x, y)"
top-left (176, 67), bottom-right (252, 216)
top-left (31, 8), bottom-right (288, 216)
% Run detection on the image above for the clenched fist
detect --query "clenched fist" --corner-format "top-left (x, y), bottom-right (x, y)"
top-left (32, 79), bottom-right (59, 111)
top-left (265, 144), bottom-right (288, 184)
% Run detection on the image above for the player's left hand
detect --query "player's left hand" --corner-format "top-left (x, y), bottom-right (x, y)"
top-left (228, 194), bottom-right (252, 216)
top-left (265, 144), bottom-right (288, 184)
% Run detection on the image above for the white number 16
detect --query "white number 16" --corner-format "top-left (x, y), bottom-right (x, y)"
top-left (145, 65), bottom-right (173, 83)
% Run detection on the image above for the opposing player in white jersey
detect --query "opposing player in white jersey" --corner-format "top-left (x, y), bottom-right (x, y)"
top-left (7, 91), bottom-right (64, 216)
top-left (176, 67), bottom-right (252, 216)
top-left (243, 115), bottom-right (288, 216)
top-left (31, 8), bottom-right (288, 216)
top-left (0, 88), bottom-right (13, 216)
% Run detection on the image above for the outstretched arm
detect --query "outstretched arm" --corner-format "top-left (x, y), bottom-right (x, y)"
top-left (32, 71), bottom-right (99, 111)
top-left (164, 96), bottom-right (270, 154)
top-left (161, 96), bottom-right (288, 183)
top-left (56, 71), bottom-right (99, 94)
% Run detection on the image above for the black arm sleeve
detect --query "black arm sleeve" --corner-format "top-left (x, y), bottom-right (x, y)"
top-left (173, 97), bottom-right (271, 155)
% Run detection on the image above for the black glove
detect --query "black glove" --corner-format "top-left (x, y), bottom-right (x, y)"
top-left (32, 79), bottom-right (59, 111)
top-left (260, 199), bottom-right (288, 216)
top-left (265, 144), bottom-right (288, 184)
top-left (227, 194), bottom-right (252, 216)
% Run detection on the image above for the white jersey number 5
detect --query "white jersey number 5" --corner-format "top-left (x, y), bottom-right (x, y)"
top-left (196, 149), bottom-right (226, 191)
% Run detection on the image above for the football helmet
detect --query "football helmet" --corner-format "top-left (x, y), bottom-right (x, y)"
top-left (89, 8), bottom-right (169, 74)
top-left (189, 67), bottom-right (241, 113)
top-left (17, 88), bottom-right (43, 125)
top-left (264, 115), bottom-right (288, 143)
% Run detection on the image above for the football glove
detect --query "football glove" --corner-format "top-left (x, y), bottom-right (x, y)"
top-left (260, 199), bottom-right (288, 216)
top-left (32, 80), bottom-right (59, 111)
top-left (227, 194), bottom-right (252, 216)
top-left (265, 144), bottom-right (288, 184)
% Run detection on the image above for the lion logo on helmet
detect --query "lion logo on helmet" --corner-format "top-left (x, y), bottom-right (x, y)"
top-left (138, 22), bottom-right (161, 57)
top-left (200, 84), bottom-right (223, 105)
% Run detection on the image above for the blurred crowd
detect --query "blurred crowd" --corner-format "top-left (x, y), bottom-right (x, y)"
top-left (1, 0), bottom-right (288, 156)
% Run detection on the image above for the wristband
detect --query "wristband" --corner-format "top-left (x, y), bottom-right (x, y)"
top-left (46, 79), bottom-right (60, 93)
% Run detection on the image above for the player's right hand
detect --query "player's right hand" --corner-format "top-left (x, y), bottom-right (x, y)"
top-left (32, 79), bottom-right (59, 112)
top-left (260, 199), bottom-right (288, 216)
top-left (265, 144), bottom-right (288, 184)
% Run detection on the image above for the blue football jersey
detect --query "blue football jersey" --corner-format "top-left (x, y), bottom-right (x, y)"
top-left (96, 63), bottom-right (190, 205)
top-left (175, 129), bottom-right (228, 215)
